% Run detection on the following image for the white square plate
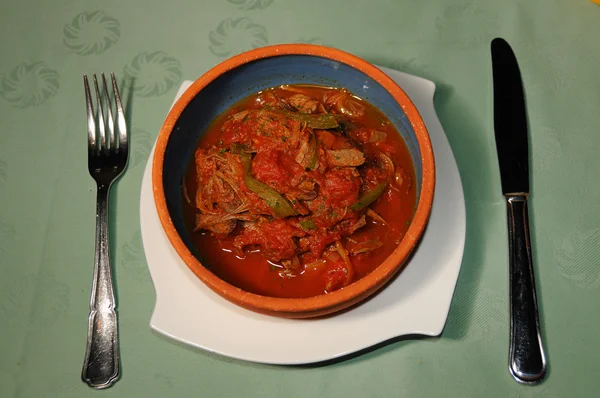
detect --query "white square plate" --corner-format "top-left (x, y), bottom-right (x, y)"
top-left (140, 67), bottom-right (466, 364)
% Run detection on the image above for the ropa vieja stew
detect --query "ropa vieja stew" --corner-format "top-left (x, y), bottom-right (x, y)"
top-left (182, 84), bottom-right (417, 298)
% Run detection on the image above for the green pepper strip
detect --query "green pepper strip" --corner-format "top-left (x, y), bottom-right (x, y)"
top-left (350, 183), bottom-right (388, 211)
top-left (239, 153), bottom-right (298, 218)
top-left (277, 109), bottom-right (338, 129)
top-left (299, 219), bottom-right (317, 231)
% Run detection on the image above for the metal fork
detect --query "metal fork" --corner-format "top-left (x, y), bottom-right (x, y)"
top-left (81, 73), bottom-right (128, 389)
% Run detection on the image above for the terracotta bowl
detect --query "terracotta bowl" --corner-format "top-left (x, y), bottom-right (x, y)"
top-left (152, 44), bottom-right (435, 318)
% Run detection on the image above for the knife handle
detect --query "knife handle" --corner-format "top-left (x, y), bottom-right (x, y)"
top-left (506, 195), bottom-right (547, 384)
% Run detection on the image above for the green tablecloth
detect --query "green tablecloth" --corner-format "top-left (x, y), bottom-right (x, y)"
top-left (1, 0), bottom-right (599, 396)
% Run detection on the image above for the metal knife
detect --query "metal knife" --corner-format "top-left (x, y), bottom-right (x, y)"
top-left (491, 37), bottom-right (547, 384)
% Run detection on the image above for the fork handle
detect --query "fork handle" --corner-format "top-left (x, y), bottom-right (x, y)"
top-left (82, 184), bottom-right (120, 389)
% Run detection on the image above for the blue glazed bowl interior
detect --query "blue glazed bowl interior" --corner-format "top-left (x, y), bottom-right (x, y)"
top-left (162, 55), bottom-right (423, 260)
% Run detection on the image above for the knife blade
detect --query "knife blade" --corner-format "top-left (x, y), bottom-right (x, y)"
top-left (491, 37), bottom-right (547, 384)
top-left (492, 39), bottom-right (529, 195)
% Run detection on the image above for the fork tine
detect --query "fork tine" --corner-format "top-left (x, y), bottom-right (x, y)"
top-left (93, 74), bottom-right (107, 153)
top-left (110, 73), bottom-right (128, 153)
top-left (84, 75), bottom-right (96, 152)
top-left (101, 73), bottom-right (115, 152)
